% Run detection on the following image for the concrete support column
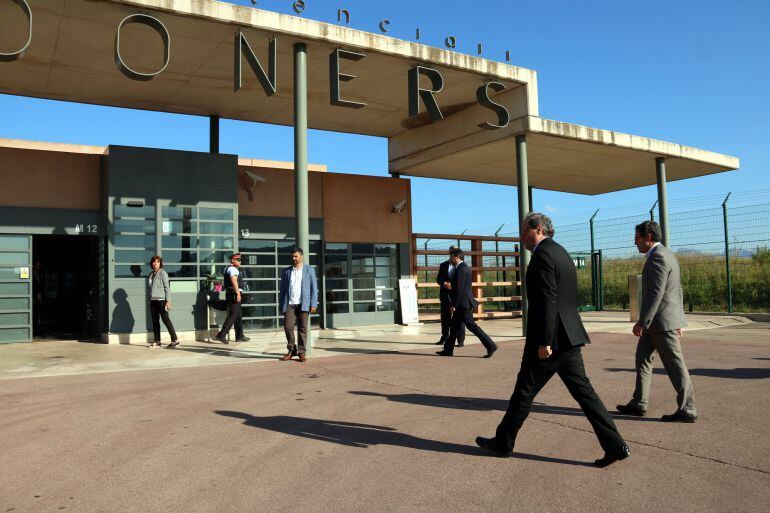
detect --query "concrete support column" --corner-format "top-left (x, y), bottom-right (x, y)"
top-left (294, 43), bottom-right (311, 354)
top-left (516, 134), bottom-right (529, 336)
top-left (656, 157), bottom-right (670, 246)
top-left (293, 43), bottom-right (309, 255)
top-left (209, 115), bottom-right (219, 154)
top-left (471, 239), bottom-right (483, 316)
top-left (528, 186), bottom-right (534, 212)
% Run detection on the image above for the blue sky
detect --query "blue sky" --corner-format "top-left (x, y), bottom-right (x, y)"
top-left (1, 0), bottom-right (768, 234)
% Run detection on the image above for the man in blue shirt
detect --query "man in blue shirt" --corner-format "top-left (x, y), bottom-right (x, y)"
top-left (278, 248), bottom-right (318, 362)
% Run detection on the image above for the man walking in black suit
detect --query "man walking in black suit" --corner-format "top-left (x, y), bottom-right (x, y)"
top-left (436, 247), bottom-right (497, 357)
top-left (434, 246), bottom-right (465, 347)
top-left (475, 213), bottom-right (630, 467)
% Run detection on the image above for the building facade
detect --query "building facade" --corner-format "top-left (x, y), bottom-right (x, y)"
top-left (0, 139), bottom-right (412, 343)
top-left (0, 0), bottom-right (739, 343)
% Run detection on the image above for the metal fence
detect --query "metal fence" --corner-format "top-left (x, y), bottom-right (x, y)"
top-left (422, 193), bottom-right (770, 314)
top-left (544, 201), bottom-right (770, 313)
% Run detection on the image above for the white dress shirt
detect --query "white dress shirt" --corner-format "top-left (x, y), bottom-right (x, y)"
top-left (532, 236), bottom-right (549, 253)
top-left (289, 265), bottom-right (303, 305)
top-left (645, 241), bottom-right (662, 259)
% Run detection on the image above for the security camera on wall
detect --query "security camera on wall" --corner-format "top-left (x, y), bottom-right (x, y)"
top-left (240, 170), bottom-right (266, 202)
top-left (391, 198), bottom-right (407, 214)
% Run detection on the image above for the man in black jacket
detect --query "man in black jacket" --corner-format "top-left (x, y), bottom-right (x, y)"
top-left (436, 248), bottom-right (497, 357)
top-left (475, 213), bottom-right (630, 467)
top-left (434, 246), bottom-right (465, 347)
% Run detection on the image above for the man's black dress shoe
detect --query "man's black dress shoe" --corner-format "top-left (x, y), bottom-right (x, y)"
top-left (434, 339), bottom-right (445, 345)
top-left (456, 341), bottom-right (464, 347)
top-left (436, 350), bottom-right (453, 356)
top-left (236, 336), bottom-right (250, 342)
top-left (661, 410), bottom-right (697, 423)
top-left (483, 346), bottom-right (497, 358)
top-left (475, 436), bottom-right (511, 458)
top-left (616, 403), bottom-right (646, 417)
top-left (214, 333), bottom-right (228, 344)
top-left (594, 444), bottom-right (630, 468)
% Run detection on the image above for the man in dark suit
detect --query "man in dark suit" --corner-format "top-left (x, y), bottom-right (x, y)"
top-left (436, 247), bottom-right (497, 357)
top-left (434, 246), bottom-right (465, 347)
top-left (475, 213), bottom-right (630, 467)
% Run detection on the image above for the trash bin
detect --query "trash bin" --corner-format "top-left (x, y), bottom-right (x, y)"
top-left (628, 275), bottom-right (643, 322)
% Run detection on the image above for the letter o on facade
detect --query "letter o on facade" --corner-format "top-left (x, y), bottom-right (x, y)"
top-left (114, 14), bottom-right (170, 81)
top-left (444, 36), bottom-right (457, 49)
top-left (0, 0), bottom-right (33, 62)
top-left (293, 0), bottom-right (306, 14)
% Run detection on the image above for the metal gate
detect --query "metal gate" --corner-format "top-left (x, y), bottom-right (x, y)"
top-left (571, 250), bottom-right (603, 312)
top-left (412, 233), bottom-right (522, 321)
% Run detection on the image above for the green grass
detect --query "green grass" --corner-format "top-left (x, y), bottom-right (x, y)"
top-left (596, 253), bottom-right (770, 313)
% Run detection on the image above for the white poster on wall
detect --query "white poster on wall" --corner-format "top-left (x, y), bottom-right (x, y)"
top-left (398, 278), bottom-right (420, 325)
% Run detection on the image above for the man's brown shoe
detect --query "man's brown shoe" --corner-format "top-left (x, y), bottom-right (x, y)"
top-left (298, 354), bottom-right (307, 362)
top-left (279, 352), bottom-right (293, 361)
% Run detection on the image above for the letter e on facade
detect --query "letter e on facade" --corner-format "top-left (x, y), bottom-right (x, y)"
top-left (329, 48), bottom-right (366, 109)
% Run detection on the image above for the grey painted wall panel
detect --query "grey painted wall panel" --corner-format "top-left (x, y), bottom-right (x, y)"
top-left (106, 146), bottom-right (239, 336)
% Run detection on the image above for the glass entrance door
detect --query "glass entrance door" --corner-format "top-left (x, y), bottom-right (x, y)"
top-left (324, 243), bottom-right (398, 327)
top-left (0, 235), bottom-right (32, 343)
top-left (237, 238), bottom-right (321, 331)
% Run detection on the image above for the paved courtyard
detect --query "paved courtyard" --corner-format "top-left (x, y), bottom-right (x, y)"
top-left (1, 314), bottom-right (768, 512)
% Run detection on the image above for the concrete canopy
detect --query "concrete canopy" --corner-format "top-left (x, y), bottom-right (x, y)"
top-left (0, 0), bottom-right (535, 137)
top-left (0, 0), bottom-right (738, 194)
top-left (389, 116), bottom-right (740, 195)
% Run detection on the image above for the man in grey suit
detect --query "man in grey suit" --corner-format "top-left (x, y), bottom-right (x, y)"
top-left (617, 221), bottom-right (697, 422)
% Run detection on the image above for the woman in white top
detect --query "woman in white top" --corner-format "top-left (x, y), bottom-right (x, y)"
top-left (148, 256), bottom-right (178, 348)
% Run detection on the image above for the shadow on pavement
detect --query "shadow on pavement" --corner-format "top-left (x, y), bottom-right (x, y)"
top-left (512, 452), bottom-right (595, 467)
top-left (320, 347), bottom-right (482, 358)
top-left (319, 347), bottom-right (421, 356)
top-left (318, 338), bottom-right (446, 346)
top-left (215, 410), bottom-right (480, 455)
top-left (215, 410), bottom-right (593, 466)
top-left (172, 346), bottom-right (276, 359)
top-left (606, 367), bottom-right (770, 380)
top-left (347, 391), bottom-right (660, 422)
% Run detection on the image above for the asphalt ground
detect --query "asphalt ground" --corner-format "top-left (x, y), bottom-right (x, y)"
top-left (1, 324), bottom-right (769, 513)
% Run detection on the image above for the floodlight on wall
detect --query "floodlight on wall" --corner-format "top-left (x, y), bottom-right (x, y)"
top-left (391, 198), bottom-right (407, 214)
top-left (241, 170), bottom-right (267, 202)
top-left (244, 170), bottom-right (266, 184)
top-left (125, 200), bottom-right (145, 208)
